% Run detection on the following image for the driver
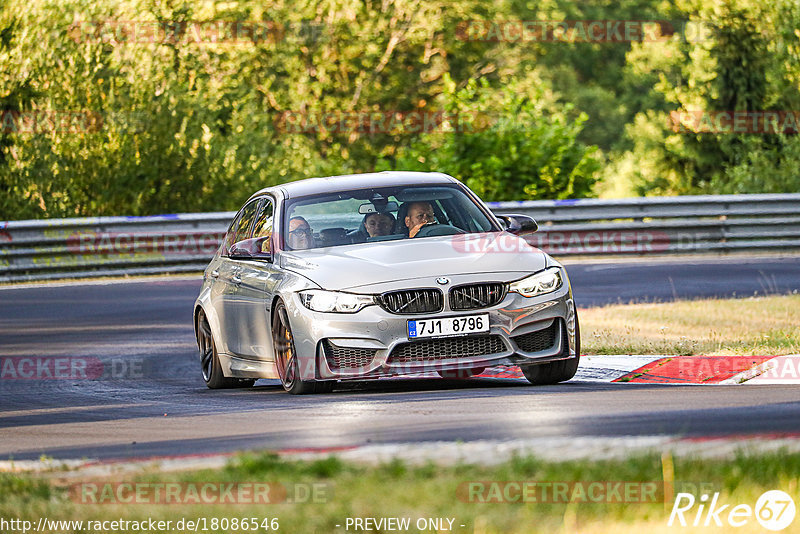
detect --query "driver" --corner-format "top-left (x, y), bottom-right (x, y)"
top-left (405, 201), bottom-right (436, 238)
top-left (287, 216), bottom-right (314, 250)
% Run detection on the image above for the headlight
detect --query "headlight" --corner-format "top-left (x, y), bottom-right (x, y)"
top-left (299, 290), bottom-right (374, 313)
top-left (509, 267), bottom-right (563, 297)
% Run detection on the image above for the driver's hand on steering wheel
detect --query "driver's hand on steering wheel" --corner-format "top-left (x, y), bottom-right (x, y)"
top-left (409, 221), bottom-right (438, 238)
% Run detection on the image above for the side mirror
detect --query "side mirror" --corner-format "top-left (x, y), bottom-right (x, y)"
top-left (497, 214), bottom-right (538, 235)
top-left (229, 236), bottom-right (272, 261)
top-left (228, 243), bottom-right (252, 259)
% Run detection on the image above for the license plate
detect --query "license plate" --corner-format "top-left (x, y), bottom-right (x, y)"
top-left (407, 314), bottom-right (489, 339)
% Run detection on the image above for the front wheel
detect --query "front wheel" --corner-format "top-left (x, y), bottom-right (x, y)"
top-left (520, 317), bottom-right (580, 386)
top-left (272, 301), bottom-right (330, 395)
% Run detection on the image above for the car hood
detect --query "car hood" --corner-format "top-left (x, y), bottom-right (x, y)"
top-left (278, 233), bottom-right (548, 291)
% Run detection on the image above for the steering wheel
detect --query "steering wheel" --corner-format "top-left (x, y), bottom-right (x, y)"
top-left (413, 223), bottom-right (467, 238)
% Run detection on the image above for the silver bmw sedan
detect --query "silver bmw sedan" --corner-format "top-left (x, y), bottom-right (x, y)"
top-left (193, 171), bottom-right (580, 394)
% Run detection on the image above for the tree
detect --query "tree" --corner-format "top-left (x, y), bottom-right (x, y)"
top-left (616, 0), bottom-right (800, 195)
top-left (378, 76), bottom-right (600, 201)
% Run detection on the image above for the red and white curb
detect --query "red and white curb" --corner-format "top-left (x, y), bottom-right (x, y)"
top-left (719, 355), bottom-right (800, 384)
top-left (473, 354), bottom-right (800, 384)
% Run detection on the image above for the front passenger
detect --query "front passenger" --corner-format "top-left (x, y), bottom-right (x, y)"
top-left (364, 212), bottom-right (395, 238)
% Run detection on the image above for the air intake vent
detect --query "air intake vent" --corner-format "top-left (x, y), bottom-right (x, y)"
top-left (449, 282), bottom-right (506, 310)
top-left (376, 289), bottom-right (443, 315)
top-left (512, 322), bottom-right (558, 353)
top-left (388, 335), bottom-right (506, 364)
top-left (323, 340), bottom-right (377, 370)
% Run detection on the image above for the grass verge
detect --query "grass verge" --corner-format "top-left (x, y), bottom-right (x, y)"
top-left (2, 451), bottom-right (798, 533)
top-left (581, 294), bottom-right (800, 355)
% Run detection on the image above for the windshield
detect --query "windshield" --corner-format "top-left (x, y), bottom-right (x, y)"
top-left (282, 184), bottom-right (498, 250)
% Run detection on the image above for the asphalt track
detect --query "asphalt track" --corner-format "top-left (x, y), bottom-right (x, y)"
top-left (1, 256), bottom-right (799, 461)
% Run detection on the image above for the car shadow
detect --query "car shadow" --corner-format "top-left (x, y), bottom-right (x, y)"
top-left (248, 376), bottom-right (654, 397)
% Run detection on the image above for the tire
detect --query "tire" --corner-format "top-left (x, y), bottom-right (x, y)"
top-left (520, 316), bottom-right (580, 386)
top-left (437, 367), bottom-right (486, 379)
top-left (197, 309), bottom-right (255, 389)
top-left (272, 301), bottom-right (329, 395)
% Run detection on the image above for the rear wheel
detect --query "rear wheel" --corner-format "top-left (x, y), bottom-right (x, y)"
top-left (437, 367), bottom-right (486, 379)
top-left (197, 309), bottom-right (255, 389)
top-left (272, 301), bottom-right (330, 394)
top-left (520, 316), bottom-right (580, 386)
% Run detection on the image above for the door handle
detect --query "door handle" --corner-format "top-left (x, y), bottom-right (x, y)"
top-left (210, 270), bottom-right (220, 278)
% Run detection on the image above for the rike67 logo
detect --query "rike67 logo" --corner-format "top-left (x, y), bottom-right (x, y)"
top-left (668, 490), bottom-right (796, 531)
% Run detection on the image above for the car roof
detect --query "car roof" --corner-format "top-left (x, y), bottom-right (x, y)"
top-left (248, 171), bottom-right (458, 201)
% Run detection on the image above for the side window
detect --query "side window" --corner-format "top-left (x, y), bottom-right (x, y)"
top-left (222, 199), bottom-right (260, 256)
top-left (234, 200), bottom-right (260, 242)
top-left (251, 199), bottom-right (274, 254)
top-left (222, 215), bottom-right (242, 256)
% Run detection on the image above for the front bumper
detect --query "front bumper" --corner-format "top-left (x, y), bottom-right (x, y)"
top-left (287, 280), bottom-right (577, 381)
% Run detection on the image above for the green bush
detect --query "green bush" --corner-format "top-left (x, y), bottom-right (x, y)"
top-left (379, 76), bottom-right (601, 201)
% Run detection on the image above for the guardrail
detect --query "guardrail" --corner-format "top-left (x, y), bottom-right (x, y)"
top-left (492, 193), bottom-right (800, 257)
top-left (2, 193), bottom-right (799, 283)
